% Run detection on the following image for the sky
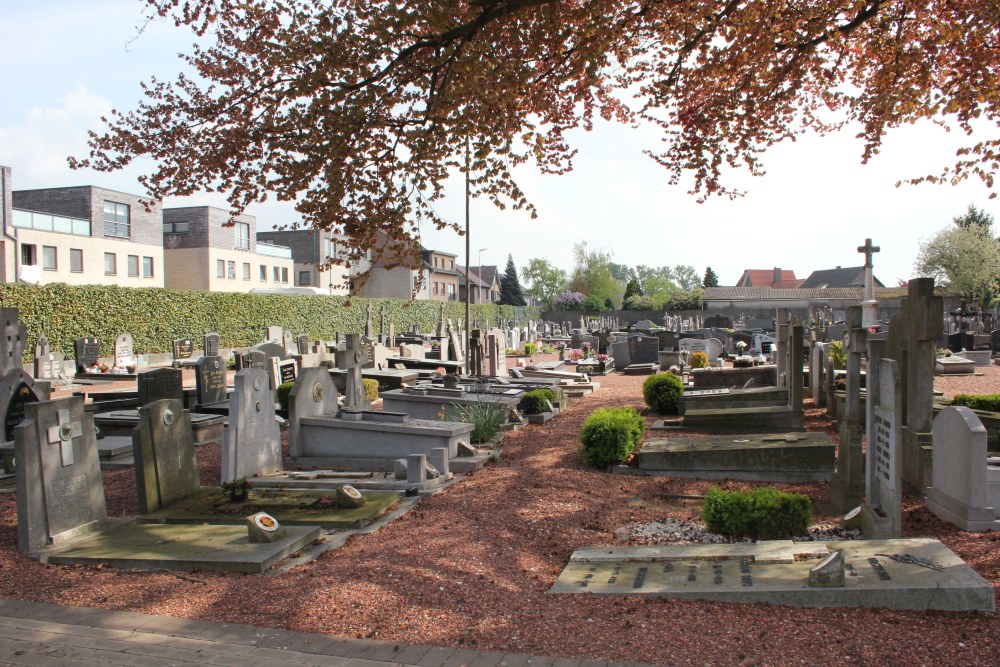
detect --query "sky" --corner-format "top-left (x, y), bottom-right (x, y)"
top-left (2, 1), bottom-right (997, 288)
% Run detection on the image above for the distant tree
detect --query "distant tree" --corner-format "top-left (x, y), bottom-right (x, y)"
top-left (603, 297), bottom-right (615, 310)
top-left (671, 265), bottom-right (702, 291)
top-left (571, 243), bottom-right (623, 307)
top-left (582, 294), bottom-right (607, 312)
top-left (952, 204), bottom-right (995, 232)
top-left (521, 258), bottom-right (567, 308)
top-left (623, 278), bottom-right (643, 301)
top-left (703, 267), bottom-right (720, 288)
top-left (608, 262), bottom-right (636, 284)
top-left (498, 254), bottom-right (527, 306)
top-left (623, 295), bottom-right (656, 310)
top-left (915, 224), bottom-right (1000, 305)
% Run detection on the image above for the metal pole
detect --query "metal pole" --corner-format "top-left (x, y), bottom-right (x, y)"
top-left (464, 139), bottom-right (471, 373)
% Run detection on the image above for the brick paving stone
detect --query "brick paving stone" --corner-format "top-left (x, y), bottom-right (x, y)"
top-left (394, 643), bottom-right (433, 664)
top-left (364, 641), bottom-right (410, 662)
top-left (0, 646), bottom-right (100, 666)
top-left (468, 649), bottom-right (508, 667)
top-left (439, 647), bottom-right (482, 667)
top-left (415, 645), bottom-right (456, 666)
top-left (549, 658), bottom-right (582, 667)
top-left (342, 658), bottom-right (404, 667)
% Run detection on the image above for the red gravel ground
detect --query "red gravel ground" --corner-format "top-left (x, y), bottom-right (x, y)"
top-left (2, 357), bottom-right (999, 666)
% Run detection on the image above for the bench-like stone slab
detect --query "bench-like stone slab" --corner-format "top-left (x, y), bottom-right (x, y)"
top-left (682, 404), bottom-right (805, 432)
top-left (551, 539), bottom-right (994, 612)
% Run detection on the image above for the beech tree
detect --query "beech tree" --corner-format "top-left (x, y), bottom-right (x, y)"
top-left (73, 1), bottom-right (1000, 273)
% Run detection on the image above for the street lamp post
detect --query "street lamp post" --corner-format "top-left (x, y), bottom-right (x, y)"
top-left (477, 248), bottom-right (487, 306)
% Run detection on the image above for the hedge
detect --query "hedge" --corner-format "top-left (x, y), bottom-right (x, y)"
top-left (952, 394), bottom-right (1000, 413)
top-left (702, 486), bottom-right (812, 539)
top-left (0, 283), bottom-right (539, 362)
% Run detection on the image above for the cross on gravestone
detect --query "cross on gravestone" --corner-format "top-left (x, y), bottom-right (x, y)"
top-left (1, 309), bottom-right (28, 376)
top-left (335, 334), bottom-right (370, 411)
top-left (221, 368), bottom-right (281, 483)
top-left (365, 303), bottom-right (375, 339)
top-left (15, 396), bottom-right (107, 553)
top-left (203, 332), bottom-right (220, 358)
top-left (33, 336), bottom-right (49, 362)
top-left (857, 238), bottom-right (880, 268)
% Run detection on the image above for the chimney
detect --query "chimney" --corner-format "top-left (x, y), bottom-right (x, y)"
top-left (773, 267), bottom-right (781, 285)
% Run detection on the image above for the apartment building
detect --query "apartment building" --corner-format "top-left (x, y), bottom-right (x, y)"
top-left (2, 166), bottom-right (164, 287)
top-left (162, 206), bottom-right (294, 293)
top-left (255, 228), bottom-right (350, 294)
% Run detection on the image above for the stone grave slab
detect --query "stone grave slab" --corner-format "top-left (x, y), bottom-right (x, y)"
top-left (41, 522), bottom-right (320, 574)
top-left (620, 432), bottom-right (835, 482)
top-left (628, 336), bottom-right (660, 365)
top-left (137, 367), bottom-right (183, 406)
top-left (137, 487), bottom-right (400, 530)
top-left (95, 410), bottom-right (224, 445)
top-left (935, 355), bottom-right (976, 375)
top-left (550, 539), bottom-right (994, 612)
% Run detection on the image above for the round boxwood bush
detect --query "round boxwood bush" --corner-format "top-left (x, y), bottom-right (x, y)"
top-left (520, 388), bottom-right (555, 415)
top-left (276, 380), bottom-right (295, 411)
top-left (578, 407), bottom-right (646, 469)
top-left (642, 373), bottom-right (684, 414)
top-left (689, 351), bottom-right (709, 369)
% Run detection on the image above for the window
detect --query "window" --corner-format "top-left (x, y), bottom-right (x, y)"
top-left (227, 261), bottom-right (236, 279)
top-left (103, 201), bottom-right (130, 238)
top-left (433, 282), bottom-right (439, 296)
top-left (447, 284), bottom-right (456, 300)
top-left (143, 256), bottom-right (154, 278)
top-left (21, 244), bottom-right (37, 266)
top-left (281, 267), bottom-right (288, 283)
top-left (235, 222), bottom-right (250, 250)
top-left (163, 221), bottom-right (189, 234)
top-left (413, 275), bottom-right (420, 290)
top-left (104, 252), bottom-right (117, 275)
top-left (217, 259), bottom-right (225, 278)
top-left (127, 255), bottom-right (139, 277)
top-left (449, 259), bottom-right (454, 269)
top-left (260, 264), bottom-right (267, 281)
top-left (243, 263), bottom-right (250, 280)
top-left (273, 266), bottom-right (280, 282)
top-left (70, 249), bottom-right (83, 273)
top-left (299, 271), bottom-right (311, 286)
top-left (42, 246), bottom-right (57, 271)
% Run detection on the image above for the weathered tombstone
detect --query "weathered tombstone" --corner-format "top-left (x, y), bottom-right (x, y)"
top-left (810, 342), bottom-right (828, 409)
top-left (195, 356), bottom-right (228, 406)
top-left (32, 336), bottom-right (50, 375)
top-left (266, 326), bottom-right (283, 345)
top-left (861, 357), bottom-right (903, 538)
top-left (132, 398), bottom-right (199, 514)
top-left (137, 368), bottom-right (184, 406)
top-left (296, 334), bottom-right (310, 356)
top-left (282, 330), bottom-right (295, 356)
top-left (221, 368), bottom-right (281, 483)
top-left (14, 396), bottom-right (107, 552)
top-left (925, 407), bottom-right (1000, 531)
top-left (487, 329), bottom-right (507, 376)
top-left (629, 335), bottom-right (660, 365)
top-left (74, 337), bottom-right (101, 373)
top-left (448, 324), bottom-right (464, 363)
top-left (3, 374), bottom-right (40, 443)
top-left (678, 338), bottom-right (709, 355)
top-left (172, 338), bottom-right (194, 363)
top-left (204, 332), bottom-right (221, 358)
top-left (611, 340), bottom-right (631, 368)
top-left (33, 351), bottom-right (65, 381)
top-left (830, 307), bottom-right (866, 513)
top-left (469, 329), bottom-right (485, 376)
top-left (900, 278), bottom-right (943, 491)
top-left (288, 367), bottom-right (339, 459)
top-left (335, 334), bottom-right (371, 411)
top-left (365, 303), bottom-right (375, 339)
top-left (114, 333), bottom-right (136, 369)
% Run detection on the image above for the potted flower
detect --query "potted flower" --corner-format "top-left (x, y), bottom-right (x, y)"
top-left (577, 352), bottom-right (613, 374)
top-left (221, 477), bottom-right (252, 503)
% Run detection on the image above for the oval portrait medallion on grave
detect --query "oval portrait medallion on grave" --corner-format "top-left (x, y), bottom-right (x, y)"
top-left (162, 409), bottom-right (175, 426)
top-left (312, 382), bottom-right (323, 402)
top-left (252, 512), bottom-right (280, 532)
top-left (253, 376), bottom-right (263, 391)
top-left (58, 422), bottom-right (74, 441)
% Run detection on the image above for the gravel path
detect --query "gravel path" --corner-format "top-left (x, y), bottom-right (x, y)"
top-left (3, 356), bottom-right (999, 666)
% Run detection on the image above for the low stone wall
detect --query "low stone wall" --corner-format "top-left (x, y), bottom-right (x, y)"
top-left (690, 365), bottom-right (776, 389)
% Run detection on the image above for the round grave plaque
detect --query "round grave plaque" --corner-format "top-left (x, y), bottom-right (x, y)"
top-left (253, 376), bottom-right (263, 391)
top-left (252, 512), bottom-right (280, 532)
top-left (162, 409), bottom-right (175, 426)
top-left (312, 382), bottom-right (323, 402)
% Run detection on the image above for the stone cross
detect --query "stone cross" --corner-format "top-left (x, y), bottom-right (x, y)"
top-left (857, 238), bottom-right (880, 327)
top-left (46, 408), bottom-right (82, 467)
top-left (336, 334), bottom-right (370, 411)
top-left (364, 303), bottom-right (374, 339)
top-left (1, 309), bottom-right (28, 376)
top-left (857, 238), bottom-right (880, 268)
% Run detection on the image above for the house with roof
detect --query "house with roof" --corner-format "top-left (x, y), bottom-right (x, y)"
top-left (735, 267), bottom-right (803, 289)
top-left (255, 227), bottom-right (350, 294)
top-left (797, 265), bottom-right (883, 289)
top-left (3, 165), bottom-right (165, 287)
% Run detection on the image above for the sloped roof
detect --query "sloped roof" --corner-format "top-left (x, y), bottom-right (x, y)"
top-left (468, 265), bottom-right (499, 286)
top-left (798, 266), bottom-right (883, 289)
top-left (704, 286), bottom-right (906, 301)
top-left (456, 265), bottom-right (489, 288)
top-left (737, 269), bottom-right (802, 288)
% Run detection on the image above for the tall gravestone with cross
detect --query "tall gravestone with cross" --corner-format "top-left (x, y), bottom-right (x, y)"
top-left (860, 353), bottom-right (903, 538)
top-left (857, 238), bottom-right (880, 328)
top-left (221, 368), bottom-right (281, 483)
top-left (15, 396), bottom-right (107, 552)
top-left (830, 306), bottom-right (866, 513)
top-left (32, 335), bottom-right (65, 380)
top-left (2, 309), bottom-right (43, 445)
top-left (336, 334), bottom-right (371, 411)
top-left (900, 278), bottom-right (943, 491)
top-left (364, 303), bottom-right (375, 340)
top-left (288, 367), bottom-right (339, 459)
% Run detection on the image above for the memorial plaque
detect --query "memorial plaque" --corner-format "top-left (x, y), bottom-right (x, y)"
top-left (138, 368), bottom-right (184, 406)
top-left (279, 359), bottom-right (297, 385)
top-left (204, 332), bottom-right (221, 358)
top-left (114, 333), bottom-right (135, 368)
top-left (172, 338), bottom-right (194, 360)
top-left (296, 334), bottom-right (310, 356)
top-left (35, 352), bottom-right (65, 380)
top-left (678, 338), bottom-right (709, 354)
top-left (195, 356), bottom-right (227, 405)
top-left (628, 336), bottom-right (660, 365)
top-left (74, 337), bottom-right (101, 373)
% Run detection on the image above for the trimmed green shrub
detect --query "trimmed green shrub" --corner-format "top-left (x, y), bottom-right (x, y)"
top-left (689, 351), bottom-right (709, 369)
top-left (520, 388), bottom-right (555, 415)
top-left (0, 283), bottom-right (540, 362)
top-left (578, 407), bottom-right (646, 469)
top-left (828, 340), bottom-right (846, 369)
top-left (363, 378), bottom-right (380, 402)
top-left (276, 381), bottom-right (295, 411)
top-left (642, 373), bottom-right (684, 414)
top-left (453, 400), bottom-right (508, 443)
top-left (952, 393), bottom-right (1000, 413)
top-left (702, 486), bottom-right (812, 539)
top-left (523, 342), bottom-right (537, 355)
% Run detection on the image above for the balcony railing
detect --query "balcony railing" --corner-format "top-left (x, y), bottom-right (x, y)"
top-left (256, 242), bottom-right (292, 259)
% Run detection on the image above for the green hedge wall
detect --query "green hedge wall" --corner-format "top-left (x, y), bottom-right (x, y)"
top-left (0, 283), bottom-right (539, 362)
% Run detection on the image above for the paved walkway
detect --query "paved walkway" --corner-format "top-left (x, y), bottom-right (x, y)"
top-left (0, 599), bottom-right (659, 667)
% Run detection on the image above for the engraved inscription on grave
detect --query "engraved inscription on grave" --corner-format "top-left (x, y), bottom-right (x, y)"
top-left (873, 408), bottom-right (894, 484)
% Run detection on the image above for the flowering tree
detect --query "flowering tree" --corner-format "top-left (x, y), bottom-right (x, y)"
top-left (552, 290), bottom-right (586, 311)
top-left (73, 0), bottom-right (1000, 275)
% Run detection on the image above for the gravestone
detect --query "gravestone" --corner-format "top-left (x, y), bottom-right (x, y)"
top-left (269, 356), bottom-right (298, 389)
top-left (132, 398), bottom-right (199, 514)
top-left (137, 368), bottom-right (183, 406)
top-left (992, 329), bottom-right (1000, 354)
top-left (830, 307), bottom-right (866, 513)
top-left (282, 330), bottom-right (295, 356)
top-left (611, 340), bottom-right (631, 368)
top-left (114, 333), bottom-right (136, 369)
top-left (2, 310), bottom-right (41, 443)
top-left (74, 337), bottom-right (100, 373)
top-left (810, 342), bottom-right (828, 408)
top-left (296, 334), bottom-right (310, 356)
top-left (221, 368), bottom-right (281, 483)
top-left (15, 396), bottom-right (107, 552)
top-left (900, 278), bottom-right (943, 491)
top-left (365, 303), bottom-right (375, 339)
top-left (288, 368), bottom-right (339, 459)
top-left (469, 330), bottom-right (485, 376)
top-left (266, 326), bottom-right (283, 345)
top-left (925, 407), bottom-right (1000, 531)
top-left (195, 356), bottom-right (228, 406)
top-left (629, 336), bottom-right (660, 365)
top-left (861, 357), bottom-right (903, 538)
top-left (172, 338), bottom-right (194, 363)
top-left (678, 338), bottom-right (708, 355)
top-left (487, 329), bottom-right (507, 376)
top-left (204, 332), bottom-right (220, 358)
top-left (447, 324), bottom-right (464, 363)
top-left (335, 334), bottom-right (371, 411)
top-left (730, 331), bottom-right (754, 355)
top-left (33, 351), bottom-right (65, 381)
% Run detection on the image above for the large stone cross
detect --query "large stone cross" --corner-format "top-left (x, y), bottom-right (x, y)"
top-left (857, 238), bottom-right (880, 268)
top-left (336, 334), bottom-right (369, 410)
top-left (46, 408), bottom-right (82, 467)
